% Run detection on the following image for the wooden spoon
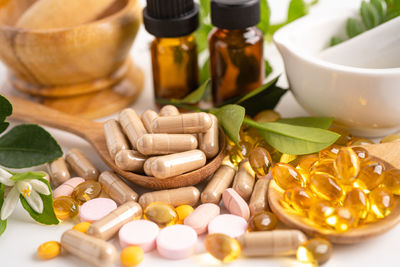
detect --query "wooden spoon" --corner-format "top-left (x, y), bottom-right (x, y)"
top-left (269, 143), bottom-right (400, 244)
top-left (8, 96), bottom-right (226, 189)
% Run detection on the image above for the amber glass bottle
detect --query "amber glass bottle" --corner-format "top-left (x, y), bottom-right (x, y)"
top-left (209, 0), bottom-right (264, 106)
top-left (143, 0), bottom-right (199, 104)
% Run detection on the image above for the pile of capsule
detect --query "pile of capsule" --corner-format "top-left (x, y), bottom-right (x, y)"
top-left (105, 105), bottom-right (219, 178)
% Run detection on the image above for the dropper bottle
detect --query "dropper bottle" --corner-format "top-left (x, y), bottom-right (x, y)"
top-left (143, 0), bottom-right (199, 105)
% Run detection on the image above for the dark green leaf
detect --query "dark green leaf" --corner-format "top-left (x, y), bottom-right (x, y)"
top-left (0, 184), bottom-right (6, 236)
top-left (11, 171), bottom-right (46, 182)
top-left (20, 178), bottom-right (58, 225)
top-left (288, 0), bottom-right (308, 22)
top-left (265, 59), bottom-right (273, 78)
top-left (385, 0), bottom-right (400, 19)
top-left (154, 100), bottom-right (201, 112)
top-left (360, 1), bottom-right (381, 29)
top-left (330, 36), bottom-right (344, 46)
top-left (212, 105), bottom-right (245, 145)
top-left (0, 122), bottom-right (9, 135)
top-left (0, 124), bottom-right (63, 168)
top-left (244, 118), bottom-right (340, 155)
top-left (200, 57), bottom-right (211, 84)
top-left (156, 80), bottom-right (211, 106)
top-left (0, 95), bottom-right (12, 123)
top-left (258, 0), bottom-right (270, 34)
top-left (0, 220), bottom-right (5, 236)
top-left (371, 0), bottom-right (387, 19)
top-left (346, 18), bottom-right (365, 38)
top-left (278, 117), bottom-right (334, 129)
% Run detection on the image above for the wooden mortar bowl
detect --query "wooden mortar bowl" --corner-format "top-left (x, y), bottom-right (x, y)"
top-left (0, 0), bottom-right (142, 97)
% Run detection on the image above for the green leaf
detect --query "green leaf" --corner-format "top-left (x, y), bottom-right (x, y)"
top-left (244, 118), bottom-right (340, 155)
top-left (288, 0), bottom-right (309, 22)
top-left (0, 95), bottom-right (12, 123)
top-left (199, 0), bottom-right (211, 20)
top-left (360, 1), bottom-right (381, 29)
top-left (200, 58), bottom-right (211, 84)
top-left (330, 36), bottom-right (344, 46)
top-left (0, 124), bottom-right (63, 168)
top-left (212, 105), bottom-right (245, 145)
top-left (371, 0), bottom-right (387, 19)
top-left (265, 59), bottom-right (273, 78)
top-left (194, 23), bottom-right (213, 53)
top-left (346, 18), bottom-right (365, 38)
top-left (0, 122), bottom-right (9, 135)
top-left (156, 80), bottom-right (211, 106)
top-left (20, 178), bottom-right (58, 225)
top-left (278, 117), bottom-right (334, 129)
top-left (11, 171), bottom-right (46, 182)
top-left (0, 184), bottom-right (6, 236)
top-left (258, 0), bottom-right (270, 34)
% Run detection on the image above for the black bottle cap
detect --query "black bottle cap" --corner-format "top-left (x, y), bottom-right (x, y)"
top-left (211, 0), bottom-right (260, 30)
top-left (143, 0), bottom-right (199, 38)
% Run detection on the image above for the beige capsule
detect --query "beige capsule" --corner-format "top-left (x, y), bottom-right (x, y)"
top-left (115, 150), bottom-right (147, 172)
top-left (199, 114), bottom-right (219, 159)
top-left (249, 175), bottom-right (271, 215)
top-left (61, 229), bottom-right (116, 266)
top-left (119, 108), bottom-right (147, 149)
top-left (47, 157), bottom-right (70, 187)
top-left (151, 150), bottom-right (207, 179)
top-left (152, 112), bottom-right (212, 134)
top-left (201, 165), bottom-right (236, 204)
top-left (232, 160), bottom-right (256, 201)
top-left (138, 186), bottom-right (200, 208)
top-left (137, 134), bottom-right (198, 155)
top-left (236, 230), bottom-right (307, 257)
top-left (159, 105), bottom-right (180, 116)
top-left (104, 119), bottom-right (129, 159)
top-left (98, 171), bottom-right (138, 204)
top-left (143, 157), bottom-right (158, 176)
top-left (66, 149), bottom-right (99, 180)
top-left (87, 201), bottom-right (142, 240)
top-left (141, 110), bottom-right (159, 133)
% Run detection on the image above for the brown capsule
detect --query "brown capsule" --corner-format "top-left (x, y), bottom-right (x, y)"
top-left (98, 171), bottom-right (138, 204)
top-left (141, 110), bottom-right (159, 133)
top-left (137, 134), bottom-right (198, 155)
top-left (198, 114), bottom-right (219, 159)
top-left (66, 149), bottom-right (99, 180)
top-left (236, 230), bottom-right (307, 257)
top-left (103, 119), bottom-right (129, 159)
top-left (151, 112), bottom-right (212, 134)
top-left (249, 176), bottom-right (270, 215)
top-left (151, 150), bottom-right (207, 179)
top-left (61, 229), bottom-right (116, 266)
top-left (47, 157), bottom-right (70, 187)
top-left (87, 201), bottom-right (142, 240)
top-left (201, 165), bottom-right (236, 204)
top-left (138, 186), bottom-right (200, 208)
top-left (119, 108), bottom-right (147, 149)
top-left (232, 160), bottom-right (256, 201)
top-left (159, 105), bottom-right (180, 116)
top-left (143, 157), bottom-right (158, 176)
top-left (114, 150), bottom-right (147, 172)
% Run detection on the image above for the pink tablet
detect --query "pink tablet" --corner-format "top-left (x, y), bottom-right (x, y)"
top-left (208, 214), bottom-right (248, 238)
top-left (119, 220), bottom-right (160, 252)
top-left (79, 198), bottom-right (117, 223)
top-left (156, 225), bottom-right (197, 260)
top-left (184, 203), bottom-right (220, 235)
top-left (222, 188), bottom-right (250, 220)
top-left (53, 177), bottom-right (85, 198)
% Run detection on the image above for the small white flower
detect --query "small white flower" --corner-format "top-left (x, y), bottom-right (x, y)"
top-left (0, 170), bottom-right (50, 220)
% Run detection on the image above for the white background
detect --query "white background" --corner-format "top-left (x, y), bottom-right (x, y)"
top-left (1, 0), bottom-right (399, 266)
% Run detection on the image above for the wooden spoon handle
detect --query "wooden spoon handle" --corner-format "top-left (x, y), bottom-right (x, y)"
top-left (7, 96), bottom-right (99, 139)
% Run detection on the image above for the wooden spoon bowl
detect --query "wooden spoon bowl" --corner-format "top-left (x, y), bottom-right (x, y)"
top-left (9, 96), bottom-right (226, 189)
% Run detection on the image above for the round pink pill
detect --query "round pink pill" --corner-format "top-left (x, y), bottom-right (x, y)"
top-left (79, 198), bottom-right (117, 223)
top-left (119, 220), bottom-right (160, 252)
top-left (156, 225), bottom-right (197, 260)
top-left (222, 188), bottom-right (250, 220)
top-left (53, 177), bottom-right (85, 198)
top-left (208, 214), bottom-right (248, 238)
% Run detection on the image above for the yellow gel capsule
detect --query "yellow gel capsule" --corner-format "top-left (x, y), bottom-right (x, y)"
top-left (73, 222), bottom-right (91, 233)
top-left (297, 238), bottom-right (333, 265)
top-left (308, 201), bottom-right (335, 226)
top-left (204, 233), bottom-right (241, 263)
top-left (248, 211), bottom-right (278, 231)
top-left (310, 159), bottom-right (336, 177)
top-left (37, 241), bottom-right (61, 260)
top-left (346, 137), bottom-right (374, 146)
top-left (356, 160), bottom-right (385, 191)
top-left (253, 110), bottom-right (281, 123)
top-left (329, 126), bottom-right (352, 146)
top-left (296, 154), bottom-right (319, 180)
top-left (309, 173), bottom-right (343, 201)
top-left (383, 168), bottom-right (400, 195)
top-left (326, 207), bottom-right (358, 232)
top-left (272, 162), bottom-right (305, 190)
top-left (369, 187), bottom-right (394, 218)
top-left (280, 154), bottom-right (297, 164)
top-left (318, 145), bottom-right (342, 159)
top-left (228, 145), bottom-right (245, 166)
top-left (343, 188), bottom-right (369, 219)
top-left (239, 129), bottom-right (259, 147)
top-left (176, 204), bottom-right (194, 224)
top-left (144, 201), bottom-right (178, 228)
top-left (334, 147), bottom-right (360, 185)
top-left (249, 147), bottom-right (272, 176)
top-left (352, 146), bottom-right (369, 161)
top-left (53, 196), bottom-right (78, 221)
top-left (380, 134), bottom-right (400, 143)
top-left (71, 180), bottom-right (102, 205)
top-left (283, 187), bottom-right (314, 214)
top-left (120, 246), bottom-right (144, 267)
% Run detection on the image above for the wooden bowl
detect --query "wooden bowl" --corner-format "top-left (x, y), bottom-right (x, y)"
top-left (0, 0), bottom-right (141, 97)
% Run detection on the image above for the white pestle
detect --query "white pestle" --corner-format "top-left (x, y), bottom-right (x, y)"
top-left (319, 16), bottom-right (400, 69)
